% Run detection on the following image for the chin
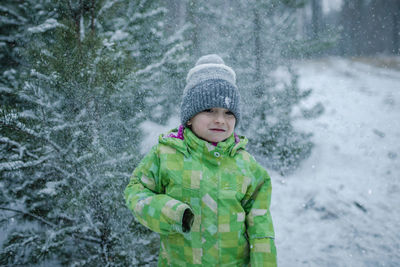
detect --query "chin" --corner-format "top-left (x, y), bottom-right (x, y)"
top-left (212, 137), bottom-right (227, 143)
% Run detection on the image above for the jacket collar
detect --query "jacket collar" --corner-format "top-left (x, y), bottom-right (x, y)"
top-left (159, 127), bottom-right (248, 157)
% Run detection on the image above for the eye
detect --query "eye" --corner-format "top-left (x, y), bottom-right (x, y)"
top-left (203, 109), bottom-right (212, 113)
top-left (226, 111), bottom-right (234, 115)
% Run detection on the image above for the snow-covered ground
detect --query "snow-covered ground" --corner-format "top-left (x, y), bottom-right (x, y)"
top-left (274, 57), bottom-right (400, 267)
top-left (141, 57), bottom-right (400, 266)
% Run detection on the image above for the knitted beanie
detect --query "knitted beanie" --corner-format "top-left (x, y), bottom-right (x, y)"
top-left (180, 54), bottom-right (241, 126)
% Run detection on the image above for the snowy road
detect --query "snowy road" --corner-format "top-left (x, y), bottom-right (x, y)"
top-left (273, 57), bottom-right (400, 267)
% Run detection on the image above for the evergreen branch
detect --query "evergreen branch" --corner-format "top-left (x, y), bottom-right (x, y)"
top-left (0, 5), bottom-right (28, 23)
top-left (70, 232), bottom-right (103, 244)
top-left (51, 120), bottom-right (96, 131)
top-left (0, 118), bottom-right (61, 152)
top-left (102, 152), bottom-right (135, 166)
top-left (128, 7), bottom-right (167, 25)
top-left (0, 206), bottom-right (57, 228)
top-left (98, 0), bottom-right (121, 17)
top-left (49, 165), bottom-right (84, 184)
top-left (0, 86), bottom-right (13, 94)
top-left (0, 156), bottom-right (50, 171)
top-left (0, 207), bottom-right (102, 244)
top-left (0, 136), bottom-right (21, 149)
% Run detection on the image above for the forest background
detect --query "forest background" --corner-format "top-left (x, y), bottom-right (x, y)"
top-left (1, 0), bottom-right (399, 266)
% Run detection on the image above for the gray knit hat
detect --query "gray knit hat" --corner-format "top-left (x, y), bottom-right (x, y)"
top-left (180, 54), bottom-right (241, 126)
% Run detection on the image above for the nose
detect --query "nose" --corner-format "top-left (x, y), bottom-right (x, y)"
top-left (214, 112), bottom-right (225, 124)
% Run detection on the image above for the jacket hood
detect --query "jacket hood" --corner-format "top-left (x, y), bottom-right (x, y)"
top-left (158, 127), bottom-right (248, 157)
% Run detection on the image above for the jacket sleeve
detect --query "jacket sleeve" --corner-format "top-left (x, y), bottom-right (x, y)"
top-left (242, 159), bottom-right (277, 267)
top-left (124, 145), bottom-right (193, 235)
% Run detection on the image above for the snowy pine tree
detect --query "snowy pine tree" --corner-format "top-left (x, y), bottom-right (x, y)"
top-left (1, 1), bottom-right (188, 265)
top-left (176, 0), bottom-right (323, 174)
top-left (237, 0), bottom-right (324, 174)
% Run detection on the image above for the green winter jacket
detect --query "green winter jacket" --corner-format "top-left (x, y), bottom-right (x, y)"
top-left (124, 127), bottom-right (277, 266)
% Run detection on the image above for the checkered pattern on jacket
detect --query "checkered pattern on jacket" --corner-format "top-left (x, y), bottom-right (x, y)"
top-left (125, 128), bottom-right (277, 266)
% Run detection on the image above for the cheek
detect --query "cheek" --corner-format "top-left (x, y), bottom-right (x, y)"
top-left (228, 118), bottom-right (236, 128)
top-left (199, 116), bottom-right (212, 125)
top-left (193, 118), bottom-right (208, 130)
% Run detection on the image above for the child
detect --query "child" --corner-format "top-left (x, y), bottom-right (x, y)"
top-left (124, 54), bottom-right (277, 266)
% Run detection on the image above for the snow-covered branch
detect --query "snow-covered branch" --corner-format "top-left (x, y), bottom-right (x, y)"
top-left (1, 114), bottom-right (61, 152)
top-left (0, 206), bottom-right (103, 244)
top-left (27, 18), bottom-right (67, 34)
top-left (0, 206), bottom-right (56, 228)
top-left (129, 7), bottom-right (167, 24)
top-left (0, 155), bottom-right (50, 171)
top-left (98, 0), bottom-right (121, 17)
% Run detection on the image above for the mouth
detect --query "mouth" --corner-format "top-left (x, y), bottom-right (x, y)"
top-left (210, 128), bottom-right (226, 132)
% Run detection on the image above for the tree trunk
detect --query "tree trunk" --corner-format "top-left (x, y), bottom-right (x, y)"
top-left (186, 0), bottom-right (200, 57)
top-left (311, 0), bottom-right (322, 39)
top-left (253, 6), bottom-right (263, 98)
top-left (353, 0), bottom-right (363, 55)
top-left (340, 0), bottom-right (363, 56)
top-left (91, 0), bottom-right (95, 35)
top-left (393, 0), bottom-right (400, 54)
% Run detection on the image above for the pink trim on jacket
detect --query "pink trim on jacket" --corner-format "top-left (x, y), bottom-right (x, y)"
top-left (166, 125), bottom-right (185, 140)
top-left (166, 125), bottom-right (240, 145)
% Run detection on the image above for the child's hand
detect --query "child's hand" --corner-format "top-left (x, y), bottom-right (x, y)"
top-left (182, 209), bottom-right (194, 233)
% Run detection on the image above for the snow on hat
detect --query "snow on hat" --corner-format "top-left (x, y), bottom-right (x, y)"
top-left (180, 54), bottom-right (241, 126)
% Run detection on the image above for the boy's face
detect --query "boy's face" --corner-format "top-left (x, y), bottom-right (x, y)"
top-left (187, 107), bottom-right (236, 143)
